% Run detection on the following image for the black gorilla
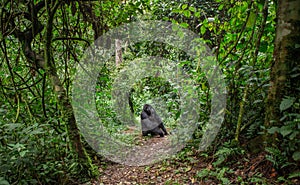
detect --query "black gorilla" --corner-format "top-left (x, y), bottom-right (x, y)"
top-left (141, 104), bottom-right (168, 137)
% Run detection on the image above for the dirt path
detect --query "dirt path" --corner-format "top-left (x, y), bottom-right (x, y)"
top-left (96, 155), bottom-right (210, 185)
top-left (106, 136), bottom-right (186, 166)
top-left (91, 136), bottom-right (209, 184)
top-left (87, 148), bottom-right (284, 185)
top-left (87, 135), bottom-right (287, 184)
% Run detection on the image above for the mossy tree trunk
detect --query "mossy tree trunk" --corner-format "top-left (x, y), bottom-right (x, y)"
top-left (10, 0), bottom-right (99, 178)
top-left (264, 0), bottom-right (300, 146)
top-left (43, 0), bottom-right (98, 177)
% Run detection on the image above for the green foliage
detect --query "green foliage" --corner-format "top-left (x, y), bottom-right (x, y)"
top-left (288, 171), bottom-right (300, 179)
top-left (213, 141), bottom-right (245, 166)
top-left (265, 147), bottom-right (293, 170)
top-left (129, 76), bottom-right (180, 120)
top-left (0, 105), bottom-right (76, 184)
top-left (152, 0), bottom-right (276, 148)
top-left (280, 96), bottom-right (296, 112)
top-left (196, 167), bottom-right (232, 184)
top-left (266, 96), bottom-right (300, 173)
top-left (0, 0), bottom-right (298, 183)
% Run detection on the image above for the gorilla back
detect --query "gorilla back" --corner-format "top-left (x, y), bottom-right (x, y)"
top-left (140, 104), bottom-right (168, 137)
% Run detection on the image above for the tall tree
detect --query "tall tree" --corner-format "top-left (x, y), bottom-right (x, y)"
top-left (265, 0), bottom-right (300, 145)
top-left (2, 0), bottom-right (99, 177)
top-left (44, 0), bottom-right (98, 177)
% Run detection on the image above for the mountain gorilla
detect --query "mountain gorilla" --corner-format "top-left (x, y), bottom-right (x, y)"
top-left (141, 104), bottom-right (168, 137)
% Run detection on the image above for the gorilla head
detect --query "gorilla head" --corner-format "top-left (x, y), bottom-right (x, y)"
top-left (140, 104), bottom-right (168, 137)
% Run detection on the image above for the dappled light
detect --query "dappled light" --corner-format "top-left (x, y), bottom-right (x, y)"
top-left (0, 0), bottom-right (299, 184)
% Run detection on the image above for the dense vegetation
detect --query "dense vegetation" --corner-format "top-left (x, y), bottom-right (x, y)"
top-left (0, 0), bottom-right (299, 184)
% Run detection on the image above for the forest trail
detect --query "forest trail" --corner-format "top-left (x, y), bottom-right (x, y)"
top-left (96, 137), bottom-right (209, 185)
top-left (90, 137), bottom-right (279, 185)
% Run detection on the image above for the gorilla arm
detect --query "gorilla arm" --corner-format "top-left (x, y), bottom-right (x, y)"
top-left (141, 118), bottom-right (164, 137)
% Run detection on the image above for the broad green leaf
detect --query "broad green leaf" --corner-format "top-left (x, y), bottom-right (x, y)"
top-left (0, 178), bottom-right (9, 185)
top-left (180, 22), bottom-right (189, 28)
top-left (172, 24), bottom-right (179, 31)
top-left (292, 151), bottom-right (300, 161)
top-left (279, 126), bottom-right (293, 137)
top-left (280, 97), bottom-right (296, 111)
top-left (183, 10), bottom-right (191, 18)
top-left (172, 9), bottom-right (181, 13)
top-left (230, 17), bottom-right (236, 25)
top-left (267, 126), bottom-right (279, 134)
top-left (182, 4), bottom-right (188, 10)
top-left (189, 6), bottom-right (195, 12)
top-left (200, 26), bottom-right (206, 35)
top-left (289, 131), bottom-right (299, 139)
top-left (218, 4), bottom-right (224, 11)
top-left (20, 150), bottom-right (28, 157)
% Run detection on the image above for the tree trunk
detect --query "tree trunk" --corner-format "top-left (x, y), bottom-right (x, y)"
top-left (44, 1), bottom-right (98, 177)
top-left (264, 0), bottom-right (300, 145)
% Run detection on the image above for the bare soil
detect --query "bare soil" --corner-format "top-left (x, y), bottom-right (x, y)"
top-left (86, 136), bottom-right (295, 185)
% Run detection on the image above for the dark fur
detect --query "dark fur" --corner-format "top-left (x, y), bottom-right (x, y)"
top-left (141, 104), bottom-right (168, 137)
